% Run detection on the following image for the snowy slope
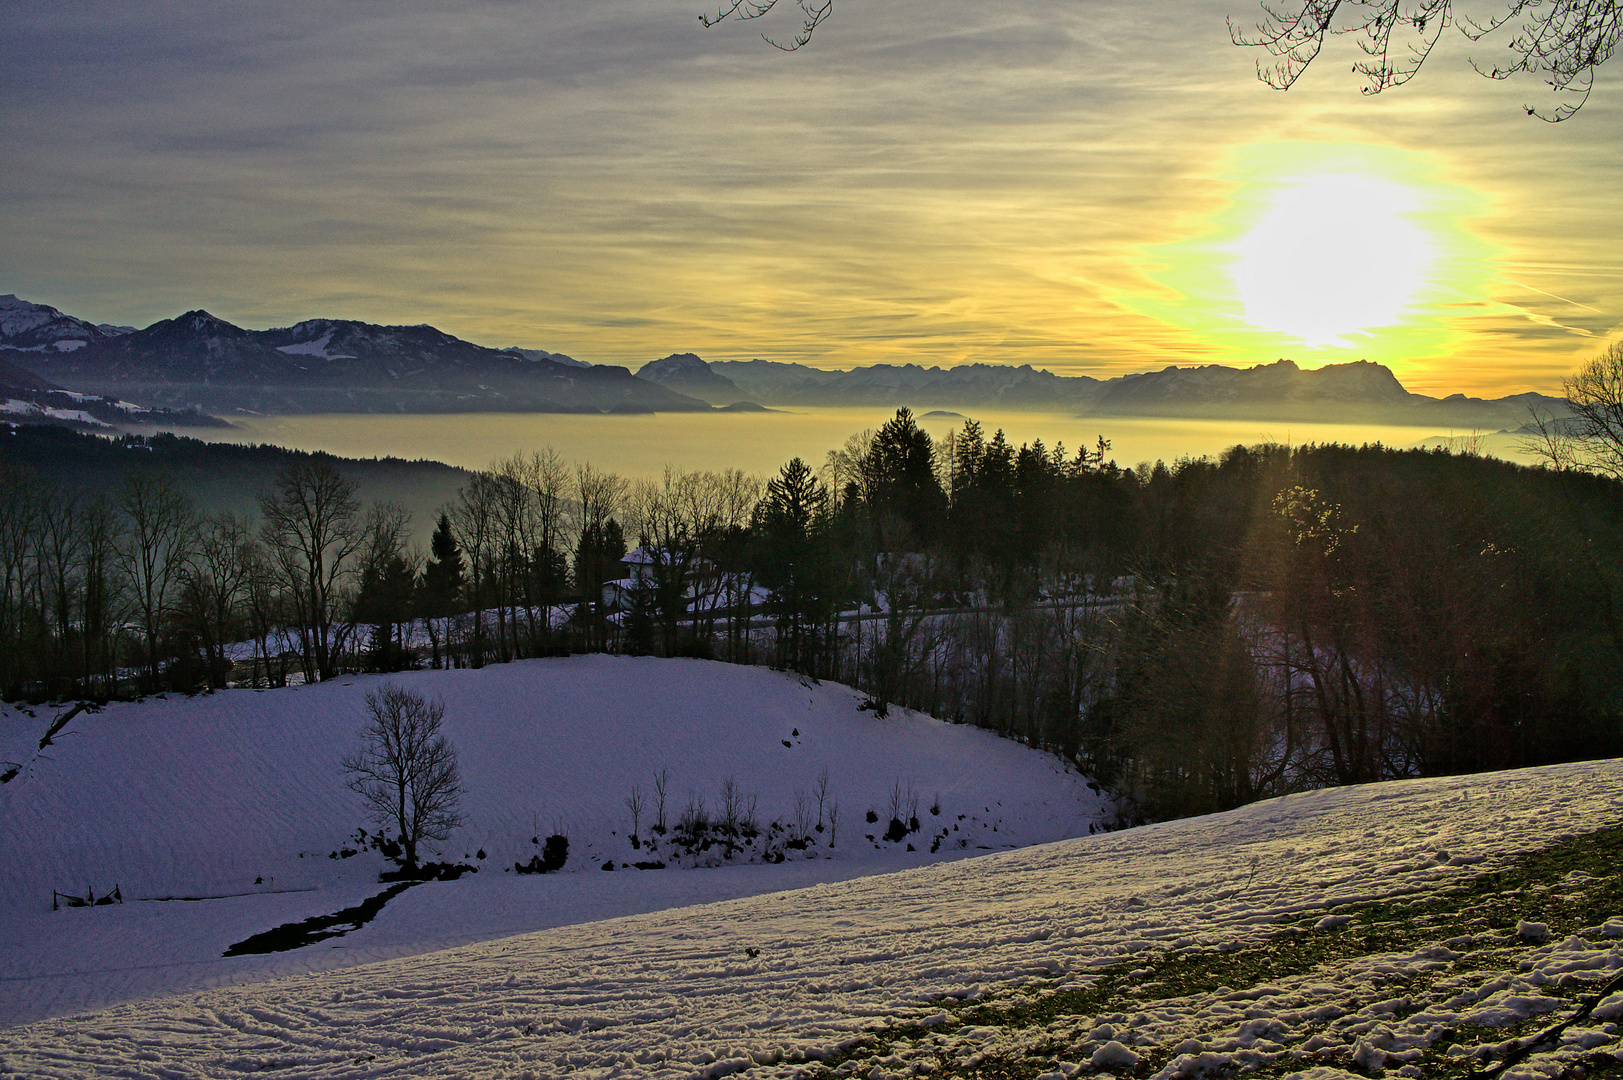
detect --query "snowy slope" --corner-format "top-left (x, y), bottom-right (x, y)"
top-left (2, 757), bottom-right (1620, 1078)
top-left (0, 656), bottom-right (1108, 1026)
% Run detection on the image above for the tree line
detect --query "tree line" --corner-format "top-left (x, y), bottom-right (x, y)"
top-left (3, 401), bottom-right (1620, 823)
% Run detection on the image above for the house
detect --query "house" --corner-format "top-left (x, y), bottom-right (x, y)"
top-left (599, 547), bottom-right (720, 613)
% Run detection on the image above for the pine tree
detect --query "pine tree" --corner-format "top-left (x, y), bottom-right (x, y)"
top-left (419, 513), bottom-right (465, 668)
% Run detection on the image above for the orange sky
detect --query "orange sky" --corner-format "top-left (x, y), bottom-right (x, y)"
top-left (3, 0), bottom-right (1620, 397)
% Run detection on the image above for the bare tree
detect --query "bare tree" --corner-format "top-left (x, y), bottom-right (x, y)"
top-left (117, 471), bottom-right (198, 690)
top-left (242, 538), bottom-right (291, 688)
top-left (812, 765), bottom-right (832, 829)
top-left (259, 460), bottom-right (364, 682)
top-left (627, 467), bottom-right (739, 653)
top-left (1528, 340), bottom-right (1623, 480)
top-left (33, 482), bottom-right (82, 690)
top-left (0, 464), bottom-right (41, 697)
top-left (491, 449), bottom-right (572, 656)
top-left (77, 493), bottom-right (123, 697)
top-left (342, 684), bottom-right (465, 871)
top-left (574, 464), bottom-right (628, 650)
top-left (180, 512), bottom-right (257, 689)
top-left (1230, 0), bottom-right (1620, 120)
top-left (451, 472), bottom-right (500, 667)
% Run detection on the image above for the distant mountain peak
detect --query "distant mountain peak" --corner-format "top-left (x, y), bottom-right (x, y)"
top-left (170, 309), bottom-right (244, 332)
top-left (0, 294), bottom-right (133, 353)
top-left (501, 346), bottom-right (590, 369)
top-left (639, 352), bottom-right (711, 376)
top-left (635, 353), bottom-right (744, 405)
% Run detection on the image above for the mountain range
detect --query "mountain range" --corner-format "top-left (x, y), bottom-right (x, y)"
top-left (637, 352), bottom-right (1563, 428)
top-left (0, 296), bottom-right (709, 416)
top-left (0, 295), bottom-right (1566, 428)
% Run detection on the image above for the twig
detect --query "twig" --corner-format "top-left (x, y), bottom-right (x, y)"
top-left (1470, 966), bottom-right (1623, 1078)
top-left (37, 702), bottom-right (86, 750)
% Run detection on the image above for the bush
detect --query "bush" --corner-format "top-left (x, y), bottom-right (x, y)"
top-left (514, 833), bottom-right (569, 874)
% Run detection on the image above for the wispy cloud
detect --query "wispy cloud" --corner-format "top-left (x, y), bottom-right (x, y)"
top-left (1, 0), bottom-right (1619, 392)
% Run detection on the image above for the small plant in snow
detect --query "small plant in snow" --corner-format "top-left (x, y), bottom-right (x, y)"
top-left (793, 790), bottom-right (813, 845)
top-left (813, 766), bottom-right (832, 831)
top-left (677, 791), bottom-right (709, 846)
top-left (652, 768), bottom-right (669, 834)
top-left (720, 777), bottom-right (744, 838)
top-left (881, 777), bottom-right (921, 842)
top-left (625, 784), bottom-right (645, 848)
top-left (515, 831), bottom-right (569, 874)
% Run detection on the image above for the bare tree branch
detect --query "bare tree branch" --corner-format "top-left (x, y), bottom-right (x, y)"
top-left (1232, 0), bottom-right (1620, 119)
top-left (698, 0), bottom-right (833, 51)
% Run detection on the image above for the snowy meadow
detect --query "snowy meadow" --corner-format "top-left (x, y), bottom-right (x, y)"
top-left (0, 656), bottom-right (1108, 1028)
top-left (1, 658), bottom-right (1622, 1078)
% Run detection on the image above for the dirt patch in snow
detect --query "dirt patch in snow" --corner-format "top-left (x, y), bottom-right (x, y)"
top-left (223, 881), bottom-right (423, 957)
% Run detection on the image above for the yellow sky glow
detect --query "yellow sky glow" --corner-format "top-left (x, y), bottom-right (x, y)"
top-left (5, 2), bottom-right (1621, 399)
top-left (1114, 141), bottom-right (1503, 387)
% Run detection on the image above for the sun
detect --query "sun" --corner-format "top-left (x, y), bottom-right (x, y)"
top-left (1231, 174), bottom-right (1434, 346)
top-left (1117, 141), bottom-right (1496, 373)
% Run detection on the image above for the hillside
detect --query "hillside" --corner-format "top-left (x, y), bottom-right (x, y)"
top-left (0, 656), bottom-right (1110, 1028)
top-left (0, 426), bottom-right (470, 544)
top-left (2, 725), bottom-right (1619, 1076)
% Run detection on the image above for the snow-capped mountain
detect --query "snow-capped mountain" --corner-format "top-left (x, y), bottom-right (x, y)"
top-left (0, 295), bottom-right (1565, 425)
top-left (0, 294), bottom-right (133, 354)
top-left (5, 304), bottom-right (710, 416)
top-left (0, 350), bottom-right (222, 429)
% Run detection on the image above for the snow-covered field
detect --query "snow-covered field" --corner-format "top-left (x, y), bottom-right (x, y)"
top-left (2, 660), bottom-right (1621, 1079)
top-left (0, 655), bottom-right (1108, 1030)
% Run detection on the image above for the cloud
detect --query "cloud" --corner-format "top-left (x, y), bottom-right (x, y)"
top-left (1, 0), bottom-right (1619, 390)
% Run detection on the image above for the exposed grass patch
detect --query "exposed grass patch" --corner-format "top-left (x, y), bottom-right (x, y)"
top-left (809, 825), bottom-right (1623, 1079)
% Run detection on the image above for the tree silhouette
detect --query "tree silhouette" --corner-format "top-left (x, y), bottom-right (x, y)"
top-left (343, 685), bottom-right (464, 872)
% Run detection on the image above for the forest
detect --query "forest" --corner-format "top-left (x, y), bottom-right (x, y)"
top-left (1, 405), bottom-right (1620, 823)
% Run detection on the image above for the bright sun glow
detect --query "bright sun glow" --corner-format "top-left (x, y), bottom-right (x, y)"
top-left (1232, 174), bottom-right (1434, 346)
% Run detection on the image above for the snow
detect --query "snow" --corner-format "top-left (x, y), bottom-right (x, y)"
top-left (0, 294), bottom-right (57, 337)
top-left (276, 329), bottom-right (356, 359)
top-left (1, 660), bottom-right (1621, 1078)
top-left (0, 398), bottom-right (111, 426)
top-left (57, 390), bottom-right (147, 413)
top-left (0, 656), bottom-right (1107, 1027)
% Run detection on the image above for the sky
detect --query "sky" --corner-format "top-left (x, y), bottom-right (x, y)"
top-left (3, 0), bottom-right (1620, 397)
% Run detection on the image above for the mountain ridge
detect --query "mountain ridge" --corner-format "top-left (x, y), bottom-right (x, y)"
top-left (0, 295), bottom-right (1566, 426)
top-left (1, 299), bottom-right (710, 416)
